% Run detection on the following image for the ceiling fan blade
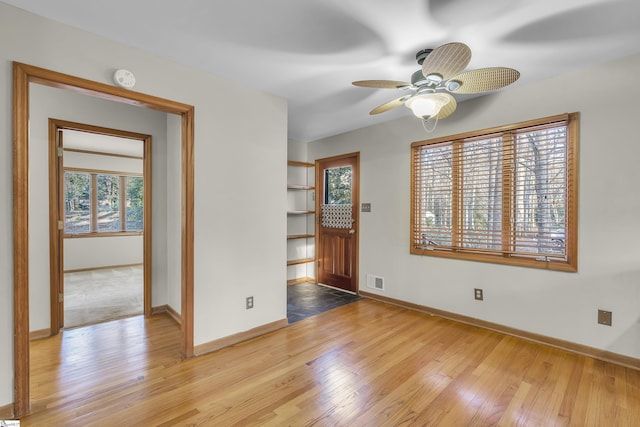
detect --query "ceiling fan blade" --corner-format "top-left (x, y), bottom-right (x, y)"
top-left (369, 95), bottom-right (411, 115)
top-left (436, 94), bottom-right (457, 119)
top-left (421, 42), bottom-right (471, 81)
top-left (448, 67), bottom-right (520, 94)
top-left (353, 80), bottom-right (412, 89)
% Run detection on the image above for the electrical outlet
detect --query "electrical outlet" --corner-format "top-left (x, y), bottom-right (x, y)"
top-left (598, 309), bottom-right (612, 326)
top-left (246, 296), bottom-right (254, 309)
top-left (474, 288), bottom-right (484, 301)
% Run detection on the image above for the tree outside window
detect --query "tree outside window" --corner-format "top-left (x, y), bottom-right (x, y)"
top-left (64, 170), bottom-right (143, 235)
top-left (411, 113), bottom-right (578, 271)
top-left (65, 172), bottom-right (91, 234)
top-left (324, 166), bottom-right (352, 205)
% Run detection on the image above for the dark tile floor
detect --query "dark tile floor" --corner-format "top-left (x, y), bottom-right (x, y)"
top-left (287, 282), bottom-right (361, 323)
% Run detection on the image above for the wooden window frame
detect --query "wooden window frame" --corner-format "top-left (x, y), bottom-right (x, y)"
top-left (410, 113), bottom-right (579, 272)
top-left (63, 168), bottom-right (144, 238)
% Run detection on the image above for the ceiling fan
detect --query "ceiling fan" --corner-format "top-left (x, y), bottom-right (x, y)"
top-left (352, 42), bottom-right (520, 131)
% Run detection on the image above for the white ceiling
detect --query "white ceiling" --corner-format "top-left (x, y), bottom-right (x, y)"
top-left (4, 0), bottom-right (640, 142)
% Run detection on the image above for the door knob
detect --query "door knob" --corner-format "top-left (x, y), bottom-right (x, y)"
top-left (349, 229), bottom-right (356, 234)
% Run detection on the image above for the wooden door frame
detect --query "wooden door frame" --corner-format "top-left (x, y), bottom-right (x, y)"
top-left (315, 152), bottom-right (360, 292)
top-left (13, 62), bottom-right (195, 417)
top-left (48, 119), bottom-right (153, 334)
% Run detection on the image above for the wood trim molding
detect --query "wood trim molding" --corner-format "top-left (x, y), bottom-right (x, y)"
top-left (63, 166), bottom-right (143, 176)
top-left (151, 305), bottom-right (182, 325)
top-left (194, 319), bottom-right (289, 357)
top-left (151, 305), bottom-right (167, 315)
top-left (0, 403), bottom-right (14, 419)
top-left (166, 305), bottom-right (181, 325)
top-left (48, 118), bottom-right (62, 336)
top-left (12, 61), bottom-right (195, 417)
top-left (143, 132), bottom-right (153, 319)
top-left (181, 107), bottom-right (195, 359)
top-left (63, 147), bottom-right (144, 160)
top-left (287, 277), bottom-right (317, 286)
top-left (63, 231), bottom-right (144, 239)
top-left (287, 160), bottom-right (314, 167)
top-left (13, 60), bottom-right (31, 419)
top-left (64, 263), bottom-right (143, 274)
top-left (360, 291), bottom-right (640, 370)
top-left (29, 328), bottom-right (52, 341)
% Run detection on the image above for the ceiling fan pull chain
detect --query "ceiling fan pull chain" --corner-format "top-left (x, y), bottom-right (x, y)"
top-left (422, 116), bottom-right (439, 133)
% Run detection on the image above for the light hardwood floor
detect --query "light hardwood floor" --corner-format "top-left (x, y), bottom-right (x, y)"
top-left (24, 299), bottom-right (640, 426)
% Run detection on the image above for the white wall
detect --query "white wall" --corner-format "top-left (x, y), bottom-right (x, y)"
top-left (0, 3), bottom-right (287, 407)
top-left (166, 114), bottom-right (182, 314)
top-left (64, 237), bottom-right (143, 271)
top-left (28, 84), bottom-right (167, 331)
top-left (62, 144), bottom-right (144, 273)
top-left (308, 53), bottom-right (640, 360)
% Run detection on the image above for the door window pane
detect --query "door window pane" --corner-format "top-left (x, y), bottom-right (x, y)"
top-left (324, 166), bottom-right (352, 205)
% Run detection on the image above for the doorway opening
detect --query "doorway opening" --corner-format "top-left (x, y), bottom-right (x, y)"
top-left (13, 62), bottom-right (195, 417)
top-left (49, 121), bottom-right (151, 331)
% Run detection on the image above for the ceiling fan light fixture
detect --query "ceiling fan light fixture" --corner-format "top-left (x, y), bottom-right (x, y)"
top-left (406, 93), bottom-right (451, 119)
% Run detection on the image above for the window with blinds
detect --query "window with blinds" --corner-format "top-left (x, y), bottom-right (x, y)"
top-left (411, 113), bottom-right (578, 271)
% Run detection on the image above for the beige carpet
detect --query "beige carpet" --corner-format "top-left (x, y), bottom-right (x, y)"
top-left (64, 265), bottom-right (143, 328)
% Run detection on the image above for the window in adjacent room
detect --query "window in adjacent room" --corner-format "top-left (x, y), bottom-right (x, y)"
top-left (64, 170), bottom-right (144, 235)
top-left (410, 113), bottom-right (578, 271)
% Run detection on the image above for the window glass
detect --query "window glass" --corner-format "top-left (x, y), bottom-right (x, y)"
top-left (324, 166), bottom-right (352, 205)
top-left (97, 174), bottom-right (120, 232)
top-left (126, 176), bottom-right (144, 231)
top-left (461, 137), bottom-right (502, 251)
top-left (513, 126), bottom-right (567, 255)
top-left (415, 144), bottom-right (453, 247)
top-left (64, 171), bottom-right (91, 234)
top-left (411, 113), bottom-right (578, 271)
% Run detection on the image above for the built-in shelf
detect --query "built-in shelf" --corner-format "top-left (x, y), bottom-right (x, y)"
top-left (287, 258), bottom-right (315, 266)
top-left (287, 210), bottom-right (315, 215)
top-left (287, 184), bottom-right (315, 190)
top-left (287, 160), bottom-right (314, 168)
top-left (287, 234), bottom-right (315, 240)
top-left (287, 159), bottom-right (315, 283)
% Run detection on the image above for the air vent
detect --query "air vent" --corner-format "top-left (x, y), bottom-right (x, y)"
top-left (367, 274), bottom-right (384, 291)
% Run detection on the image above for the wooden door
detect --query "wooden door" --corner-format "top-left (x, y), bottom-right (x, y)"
top-left (316, 153), bottom-right (359, 293)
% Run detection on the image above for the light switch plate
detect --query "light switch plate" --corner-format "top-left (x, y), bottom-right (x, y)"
top-left (361, 203), bottom-right (371, 212)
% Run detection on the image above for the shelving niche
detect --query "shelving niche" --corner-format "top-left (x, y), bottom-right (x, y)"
top-left (287, 160), bottom-right (316, 285)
